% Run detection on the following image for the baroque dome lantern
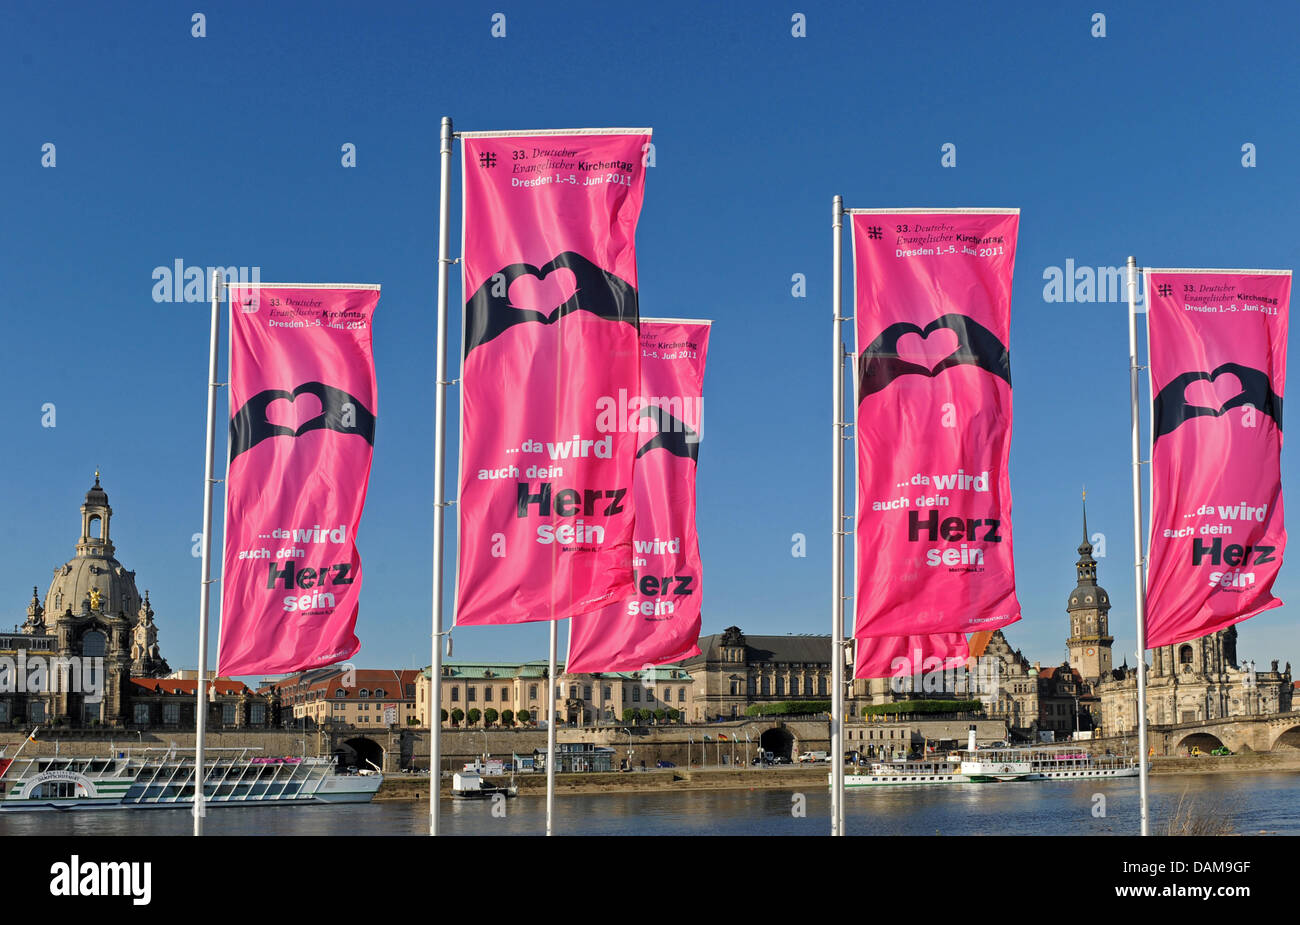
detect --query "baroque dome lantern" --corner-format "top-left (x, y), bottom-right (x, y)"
top-left (43, 473), bottom-right (144, 626)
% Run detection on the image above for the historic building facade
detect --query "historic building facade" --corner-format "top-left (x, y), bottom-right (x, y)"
top-left (3, 475), bottom-right (163, 726)
top-left (680, 627), bottom-right (832, 722)
top-left (415, 662), bottom-right (693, 727)
top-left (265, 667), bottom-right (421, 728)
top-left (1097, 628), bottom-right (1292, 736)
top-left (3, 476), bottom-right (275, 730)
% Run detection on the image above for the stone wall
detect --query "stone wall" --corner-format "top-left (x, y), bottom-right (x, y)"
top-left (1, 716), bottom-right (1023, 773)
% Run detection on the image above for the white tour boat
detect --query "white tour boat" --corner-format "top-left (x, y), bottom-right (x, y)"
top-left (0, 746), bottom-right (382, 812)
top-left (843, 757), bottom-right (971, 787)
top-left (838, 728), bottom-right (1138, 788)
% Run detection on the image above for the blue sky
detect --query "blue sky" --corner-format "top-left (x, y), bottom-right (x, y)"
top-left (2, 1), bottom-right (1297, 679)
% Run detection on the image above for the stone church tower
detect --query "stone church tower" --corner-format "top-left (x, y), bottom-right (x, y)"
top-left (131, 591), bottom-right (170, 677)
top-left (34, 475), bottom-right (169, 724)
top-left (1066, 499), bottom-right (1113, 683)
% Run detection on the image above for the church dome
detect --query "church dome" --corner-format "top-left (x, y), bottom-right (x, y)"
top-left (42, 475), bottom-right (143, 623)
top-left (46, 555), bottom-right (142, 620)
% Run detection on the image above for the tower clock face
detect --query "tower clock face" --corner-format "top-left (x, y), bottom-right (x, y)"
top-left (1086, 648), bottom-right (1096, 656)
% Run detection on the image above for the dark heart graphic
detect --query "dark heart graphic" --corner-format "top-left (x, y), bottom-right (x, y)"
top-left (636, 407), bottom-right (700, 463)
top-left (463, 251), bottom-right (638, 357)
top-left (265, 391), bottom-right (324, 432)
top-left (230, 381), bottom-right (376, 461)
top-left (857, 313), bottom-right (1010, 399)
top-left (1152, 363), bottom-right (1282, 440)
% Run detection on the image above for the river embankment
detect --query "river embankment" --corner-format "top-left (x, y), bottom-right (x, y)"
top-left (375, 751), bottom-right (1300, 801)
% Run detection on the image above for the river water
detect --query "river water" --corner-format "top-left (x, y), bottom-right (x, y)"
top-left (3, 772), bottom-right (1296, 836)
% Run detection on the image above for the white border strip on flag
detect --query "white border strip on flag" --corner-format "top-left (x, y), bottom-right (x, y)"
top-left (228, 282), bottom-right (382, 290)
top-left (452, 136), bottom-right (469, 628)
top-left (845, 207), bottom-right (1019, 215)
top-left (458, 127), bottom-right (653, 139)
top-left (1144, 267), bottom-right (1291, 277)
top-left (641, 317), bottom-right (714, 325)
top-left (1142, 268), bottom-right (1155, 598)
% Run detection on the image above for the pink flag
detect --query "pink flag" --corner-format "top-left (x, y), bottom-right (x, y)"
top-left (219, 284), bottom-right (380, 675)
top-left (851, 209), bottom-right (1021, 663)
top-left (1145, 268), bottom-right (1290, 648)
top-left (856, 634), bottom-right (970, 680)
top-left (567, 319), bottom-right (710, 672)
top-left (456, 129), bottom-right (651, 625)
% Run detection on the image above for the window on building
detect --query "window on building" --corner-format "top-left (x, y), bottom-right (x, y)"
top-left (374, 688), bottom-right (386, 698)
top-left (730, 680), bottom-right (740, 695)
top-left (359, 689), bottom-right (370, 698)
top-left (485, 687), bottom-right (493, 702)
top-left (603, 686), bottom-right (612, 700)
top-left (81, 630), bottom-right (106, 658)
top-left (501, 687), bottom-right (509, 702)
top-left (451, 687), bottom-right (460, 702)
top-left (678, 687), bottom-right (685, 702)
top-left (805, 677), bottom-right (813, 696)
top-left (632, 686), bottom-right (641, 702)
top-left (761, 677), bottom-right (770, 696)
top-left (747, 677), bottom-right (757, 695)
top-left (776, 678), bottom-right (785, 696)
top-left (468, 687), bottom-right (477, 702)
top-left (164, 703), bottom-right (180, 725)
top-left (583, 685), bottom-right (592, 701)
top-left (133, 703), bottom-right (149, 724)
top-left (250, 703), bottom-right (265, 724)
top-left (221, 703), bottom-right (236, 724)
top-left (406, 684), bottom-right (416, 698)
top-left (529, 684), bottom-right (538, 700)
top-left (818, 676), bottom-right (827, 696)
top-left (0, 703), bottom-right (8, 723)
top-left (335, 688), bottom-right (346, 698)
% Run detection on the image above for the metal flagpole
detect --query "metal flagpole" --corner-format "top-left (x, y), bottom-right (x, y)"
top-left (546, 620), bottom-right (558, 836)
top-left (831, 195), bottom-right (846, 836)
top-left (430, 115), bottom-right (454, 836)
top-left (1126, 255), bottom-right (1151, 836)
top-left (194, 269), bottom-right (223, 836)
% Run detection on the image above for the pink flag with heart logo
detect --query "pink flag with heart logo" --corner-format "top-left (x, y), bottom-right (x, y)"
top-left (218, 284), bottom-right (381, 675)
top-left (850, 210), bottom-right (1021, 671)
top-left (566, 319), bottom-right (710, 672)
top-left (1145, 268), bottom-right (1290, 648)
top-left (456, 129), bottom-right (651, 625)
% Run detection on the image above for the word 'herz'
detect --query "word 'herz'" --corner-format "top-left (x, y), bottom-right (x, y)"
top-left (907, 509), bottom-right (1002, 542)
top-left (517, 482), bottom-right (627, 517)
top-left (266, 561), bottom-right (355, 589)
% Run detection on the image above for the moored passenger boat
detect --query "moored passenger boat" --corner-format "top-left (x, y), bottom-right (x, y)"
top-left (0, 747), bottom-right (381, 811)
top-left (842, 757), bottom-right (971, 787)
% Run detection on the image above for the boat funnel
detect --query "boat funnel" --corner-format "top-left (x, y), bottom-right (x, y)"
top-left (968, 725), bottom-right (977, 752)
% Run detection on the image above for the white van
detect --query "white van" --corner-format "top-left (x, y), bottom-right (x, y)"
top-left (797, 750), bottom-right (829, 763)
